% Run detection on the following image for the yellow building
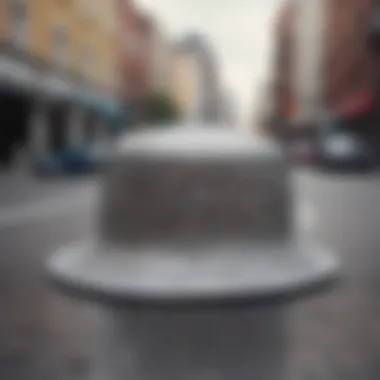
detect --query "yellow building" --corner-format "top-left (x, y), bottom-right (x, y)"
top-left (74, 0), bottom-right (121, 92)
top-left (0, 0), bottom-right (123, 168)
top-left (170, 34), bottom-right (221, 123)
top-left (171, 53), bottom-right (200, 121)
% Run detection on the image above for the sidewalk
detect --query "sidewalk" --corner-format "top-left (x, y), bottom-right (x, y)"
top-left (0, 165), bottom-right (100, 209)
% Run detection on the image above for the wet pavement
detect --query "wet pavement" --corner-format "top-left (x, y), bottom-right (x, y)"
top-left (0, 169), bottom-right (379, 379)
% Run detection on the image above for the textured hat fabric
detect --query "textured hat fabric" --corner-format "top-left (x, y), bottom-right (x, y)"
top-left (47, 126), bottom-right (338, 306)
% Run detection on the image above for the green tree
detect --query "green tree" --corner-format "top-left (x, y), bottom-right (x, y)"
top-left (142, 92), bottom-right (180, 124)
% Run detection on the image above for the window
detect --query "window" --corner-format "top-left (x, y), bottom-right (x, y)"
top-left (52, 26), bottom-right (69, 68)
top-left (9, 0), bottom-right (28, 49)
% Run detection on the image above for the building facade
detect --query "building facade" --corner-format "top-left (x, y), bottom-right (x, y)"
top-left (171, 34), bottom-right (221, 123)
top-left (323, 0), bottom-right (373, 111)
top-left (170, 48), bottom-right (201, 121)
top-left (150, 24), bottom-right (173, 95)
top-left (218, 88), bottom-right (237, 126)
top-left (0, 0), bottom-right (122, 168)
top-left (255, 80), bottom-right (275, 135)
top-left (271, 0), bottom-right (375, 137)
top-left (118, 0), bottom-right (155, 124)
top-left (293, 0), bottom-right (326, 124)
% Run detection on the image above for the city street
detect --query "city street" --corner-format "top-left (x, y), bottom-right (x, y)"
top-left (0, 166), bottom-right (99, 208)
top-left (289, 169), bottom-right (380, 380)
top-left (0, 172), bottom-right (101, 380)
top-left (0, 169), bottom-right (379, 379)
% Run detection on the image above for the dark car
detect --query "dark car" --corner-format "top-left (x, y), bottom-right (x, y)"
top-left (319, 132), bottom-right (378, 171)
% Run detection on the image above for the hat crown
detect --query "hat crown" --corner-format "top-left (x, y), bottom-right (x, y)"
top-left (99, 127), bottom-right (292, 249)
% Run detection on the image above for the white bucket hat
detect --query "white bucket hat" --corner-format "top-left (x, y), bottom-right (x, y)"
top-left (47, 126), bottom-right (338, 307)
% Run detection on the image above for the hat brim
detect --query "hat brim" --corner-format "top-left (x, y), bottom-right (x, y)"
top-left (46, 240), bottom-right (338, 308)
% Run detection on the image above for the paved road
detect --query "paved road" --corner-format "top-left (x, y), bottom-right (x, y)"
top-left (0, 168), bottom-right (99, 208)
top-left (289, 169), bottom-right (380, 380)
top-left (0, 175), bottom-right (101, 380)
top-left (0, 170), bottom-right (379, 379)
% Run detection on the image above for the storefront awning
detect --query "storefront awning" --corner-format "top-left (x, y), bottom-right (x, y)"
top-left (0, 55), bottom-right (40, 93)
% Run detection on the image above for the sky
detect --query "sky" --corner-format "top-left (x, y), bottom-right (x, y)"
top-left (138, 0), bottom-right (283, 126)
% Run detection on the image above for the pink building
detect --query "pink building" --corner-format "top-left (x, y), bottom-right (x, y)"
top-left (118, 0), bottom-right (155, 103)
top-left (272, 0), bottom-right (376, 128)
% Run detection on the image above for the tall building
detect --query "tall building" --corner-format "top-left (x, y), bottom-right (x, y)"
top-left (0, 0), bottom-right (123, 167)
top-left (271, 0), bottom-right (297, 126)
top-left (171, 47), bottom-right (200, 121)
top-left (219, 89), bottom-right (237, 126)
top-left (255, 80), bottom-right (275, 135)
top-left (150, 24), bottom-right (173, 95)
top-left (171, 33), bottom-right (221, 123)
top-left (271, 0), bottom-right (374, 133)
top-left (118, 0), bottom-right (155, 122)
top-left (323, 0), bottom-right (373, 111)
top-left (293, 0), bottom-right (325, 124)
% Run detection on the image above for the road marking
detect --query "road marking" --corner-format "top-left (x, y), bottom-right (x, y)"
top-left (0, 188), bottom-right (98, 229)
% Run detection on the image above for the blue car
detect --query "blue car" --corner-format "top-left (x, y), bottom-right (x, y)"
top-left (36, 147), bottom-right (102, 176)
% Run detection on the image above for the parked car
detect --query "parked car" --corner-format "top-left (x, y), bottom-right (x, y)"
top-left (319, 132), bottom-right (378, 171)
top-left (35, 144), bottom-right (110, 176)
